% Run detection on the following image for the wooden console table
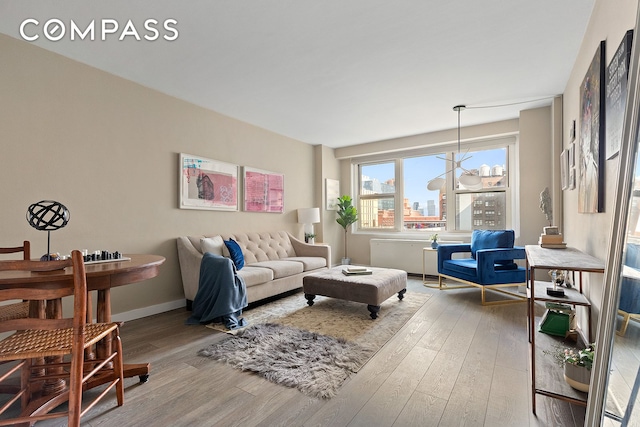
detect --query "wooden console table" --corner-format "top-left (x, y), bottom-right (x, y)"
top-left (525, 245), bottom-right (604, 415)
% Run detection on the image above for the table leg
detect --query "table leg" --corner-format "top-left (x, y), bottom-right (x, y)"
top-left (93, 289), bottom-right (151, 385)
top-left (42, 299), bottom-right (65, 396)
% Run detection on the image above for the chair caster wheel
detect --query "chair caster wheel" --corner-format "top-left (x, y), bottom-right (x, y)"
top-left (139, 374), bottom-right (149, 383)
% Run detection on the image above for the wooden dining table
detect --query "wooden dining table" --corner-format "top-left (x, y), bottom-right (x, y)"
top-left (0, 253), bottom-right (165, 418)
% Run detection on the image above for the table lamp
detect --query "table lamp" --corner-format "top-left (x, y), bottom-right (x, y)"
top-left (297, 207), bottom-right (320, 242)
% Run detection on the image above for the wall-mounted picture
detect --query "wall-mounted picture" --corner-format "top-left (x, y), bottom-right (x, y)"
top-left (326, 178), bottom-right (340, 210)
top-left (578, 40), bottom-right (606, 213)
top-left (243, 167), bottom-right (284, 213)
top-left (561, 149), bottom-right (569, 191)
top-left (605, 29), bottom-right (633, 160)
top-left (179, 153), bottom-right (239, 211)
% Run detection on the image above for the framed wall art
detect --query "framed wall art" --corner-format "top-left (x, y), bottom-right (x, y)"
top-left (605, 29), bottom-right (633, 160)
top-left (578, 40), bottom-right (606, 213)
top-left (325, 178), bottom-right (340, 210)
top-left (179, 153), bottom-right (239, 211)
top-left (243, 167), bottom-right (284, 213)
top-left (561, 149), bottom-right (569, 191)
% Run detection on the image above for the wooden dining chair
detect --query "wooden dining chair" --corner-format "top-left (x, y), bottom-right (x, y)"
top-left (0, 250), bottom-right (125, 426)
top-left (0, 241), bottom-right (31, 322)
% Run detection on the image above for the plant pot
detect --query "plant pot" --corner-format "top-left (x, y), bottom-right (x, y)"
top-left (564, 363), bottom-right (591, 392)
top-left (431, 241), bottom-right (438, 249)
top-left (341, 257), bottom-right (351, 265)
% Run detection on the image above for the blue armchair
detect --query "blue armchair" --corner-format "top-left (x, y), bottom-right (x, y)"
top-left (437, 229), bottom-right (527, 305)
top-left (618, 242), bottom-right (640, 336)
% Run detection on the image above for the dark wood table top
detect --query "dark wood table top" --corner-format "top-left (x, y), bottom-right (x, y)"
top-left (0, 254), bottom-right (165, 290)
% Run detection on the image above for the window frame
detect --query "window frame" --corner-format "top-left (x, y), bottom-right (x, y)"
top-left (353, 137), bottom-right (517, 235)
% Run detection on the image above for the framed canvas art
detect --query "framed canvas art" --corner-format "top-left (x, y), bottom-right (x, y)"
top-left (561, 149), bottom-right (569, 191)
top-left (605, 30), bottom-right (633, 160)
top-left (325, 178), bottom-right (340, 210)
top-left (243, 167), bottom-right (284, 213)
top-left (179, 153), bottom-right (239, 211)
top-left (578, 40), bottom-right (606, 213)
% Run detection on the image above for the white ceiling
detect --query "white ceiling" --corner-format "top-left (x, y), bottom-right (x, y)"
top-left (0, 1), bottom-right (595, 148)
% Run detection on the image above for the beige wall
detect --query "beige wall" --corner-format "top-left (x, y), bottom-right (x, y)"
top-left (0, 34), bottom-right (319, 318)
top-left (562, 0), bottom-right (638, 329)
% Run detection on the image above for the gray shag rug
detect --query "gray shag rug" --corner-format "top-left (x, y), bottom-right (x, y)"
top-left (198, 290), bottom-right (430, 398)
top-left (198, 322), bottom-right (372, 399)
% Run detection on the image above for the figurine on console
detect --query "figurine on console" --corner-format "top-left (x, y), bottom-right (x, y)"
top-left (538, 187), bottom-right (567, 249)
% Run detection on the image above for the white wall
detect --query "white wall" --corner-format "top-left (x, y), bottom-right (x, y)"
top-left (562, 0), bottom-right (638, 328)
top-left (333, 112), bottom-right (555, 266)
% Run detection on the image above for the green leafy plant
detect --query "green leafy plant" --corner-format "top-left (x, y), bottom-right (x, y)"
top-left (336, 195), bottom-right (358, 260)
top-left (304, 232), bottom-right (316, 243)
top-left (544, 343), bottom-right (595, 370)
top-left (430, 233), bottom-right (439, 242)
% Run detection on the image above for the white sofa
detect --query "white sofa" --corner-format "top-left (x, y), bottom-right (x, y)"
top-left (177, 231), bottom-right (331, 308)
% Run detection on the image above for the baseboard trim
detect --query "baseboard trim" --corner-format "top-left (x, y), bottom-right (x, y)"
top-left (112, 299), bottom-right (186, 322)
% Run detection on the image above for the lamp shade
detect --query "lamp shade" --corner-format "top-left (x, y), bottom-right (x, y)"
top-left (297, 207), bottom-right (320, 224)
top-left (427, 178), bottom-right (446, 191)
top-left (459, 173), bottom-right (483, 190)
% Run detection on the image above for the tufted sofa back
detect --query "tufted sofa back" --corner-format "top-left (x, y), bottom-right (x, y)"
top-left (197, 231), bottom-right (296, 264)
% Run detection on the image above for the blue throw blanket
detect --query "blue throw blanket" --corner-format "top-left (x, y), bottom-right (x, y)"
top-left (186, 253), bottom-right (248, 329)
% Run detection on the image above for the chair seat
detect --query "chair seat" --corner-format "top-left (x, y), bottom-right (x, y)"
top-left (0, 322), bottom-right (119, 361)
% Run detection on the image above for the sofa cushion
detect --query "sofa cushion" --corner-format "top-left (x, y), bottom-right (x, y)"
top-left (250, 260), bottom-right (304, 279)
top-left (200, 236), bottom-right (224, 256)
top-left (237, 266), bottom-right (274, 287)
top-left (224, 238), bottom-right (245, 270)
top-left (282, 256), bottom-right (327, 271)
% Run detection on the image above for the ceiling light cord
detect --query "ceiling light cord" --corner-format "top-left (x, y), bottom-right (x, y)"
top-left (465, 96), bottom-right (555, 110)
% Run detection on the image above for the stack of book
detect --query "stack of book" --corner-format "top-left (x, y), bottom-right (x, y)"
top-left (539, 230), bottom-right (567, 249)
top-left (342, 266), bottom-right (373, 276)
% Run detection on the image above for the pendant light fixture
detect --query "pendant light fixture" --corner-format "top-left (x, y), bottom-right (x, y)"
top-left (427, 105), bottom-right (483, 191)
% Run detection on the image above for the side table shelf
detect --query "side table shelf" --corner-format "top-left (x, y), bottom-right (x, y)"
top-left (525, 245), bottom-right (604, 415)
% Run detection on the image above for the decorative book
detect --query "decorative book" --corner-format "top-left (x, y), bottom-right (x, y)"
top-left (342, 268), bottom-right (373, 276)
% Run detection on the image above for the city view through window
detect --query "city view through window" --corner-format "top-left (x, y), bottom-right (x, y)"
top-left (359, 148), bottom-right (507, 232)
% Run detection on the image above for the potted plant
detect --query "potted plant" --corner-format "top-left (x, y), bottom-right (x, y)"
top-left (545, 343), bottom-right (594, 392)
top-left (430, 233), bottom-right (439, 249)
top-left (304, 232), bottom-right (316, 244)
top-left (336, 195), bottom-right (358, 265)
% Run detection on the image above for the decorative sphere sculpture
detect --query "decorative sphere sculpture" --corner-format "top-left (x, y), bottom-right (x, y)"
top-left (26, 200), bottom-right (70, 261)
top-left (26, 200), bottom-right (70, 231)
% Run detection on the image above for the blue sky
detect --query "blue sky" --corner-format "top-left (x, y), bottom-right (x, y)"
top-left (362, 148), bottom-right (506, 214)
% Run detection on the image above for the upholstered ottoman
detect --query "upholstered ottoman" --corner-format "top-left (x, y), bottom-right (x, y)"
top-left (302, 266), bottom-right (407, 319)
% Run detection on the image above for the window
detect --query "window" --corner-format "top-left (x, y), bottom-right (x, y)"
top-left (355, 141), bottom-right (513, 233)
top-left (359, 162), bottom-right (396, 229)
top-left (454, 147), bottom-right (508, 231)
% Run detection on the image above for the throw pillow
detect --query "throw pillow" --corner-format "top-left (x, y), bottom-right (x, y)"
top-left (224, 238), bottom-right (244, 270)
top-left (200, 236), bottom-right (224, 256)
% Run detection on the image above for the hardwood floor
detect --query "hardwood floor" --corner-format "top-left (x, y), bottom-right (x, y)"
top-left (32, 277), bottom-right (586, 426)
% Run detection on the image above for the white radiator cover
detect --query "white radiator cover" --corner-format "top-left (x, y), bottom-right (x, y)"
top-left (370, 239), bottom-right (464, 275)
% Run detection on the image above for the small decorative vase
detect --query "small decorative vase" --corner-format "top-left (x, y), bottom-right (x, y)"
top-left (341, 257), bottom-right (351, 265)
top-left (309, 238), bottom-right (315, 245)
top-left (564, 363), bottom-right (591, 392)
top-left (431, 241), bottom-right (438, 249)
